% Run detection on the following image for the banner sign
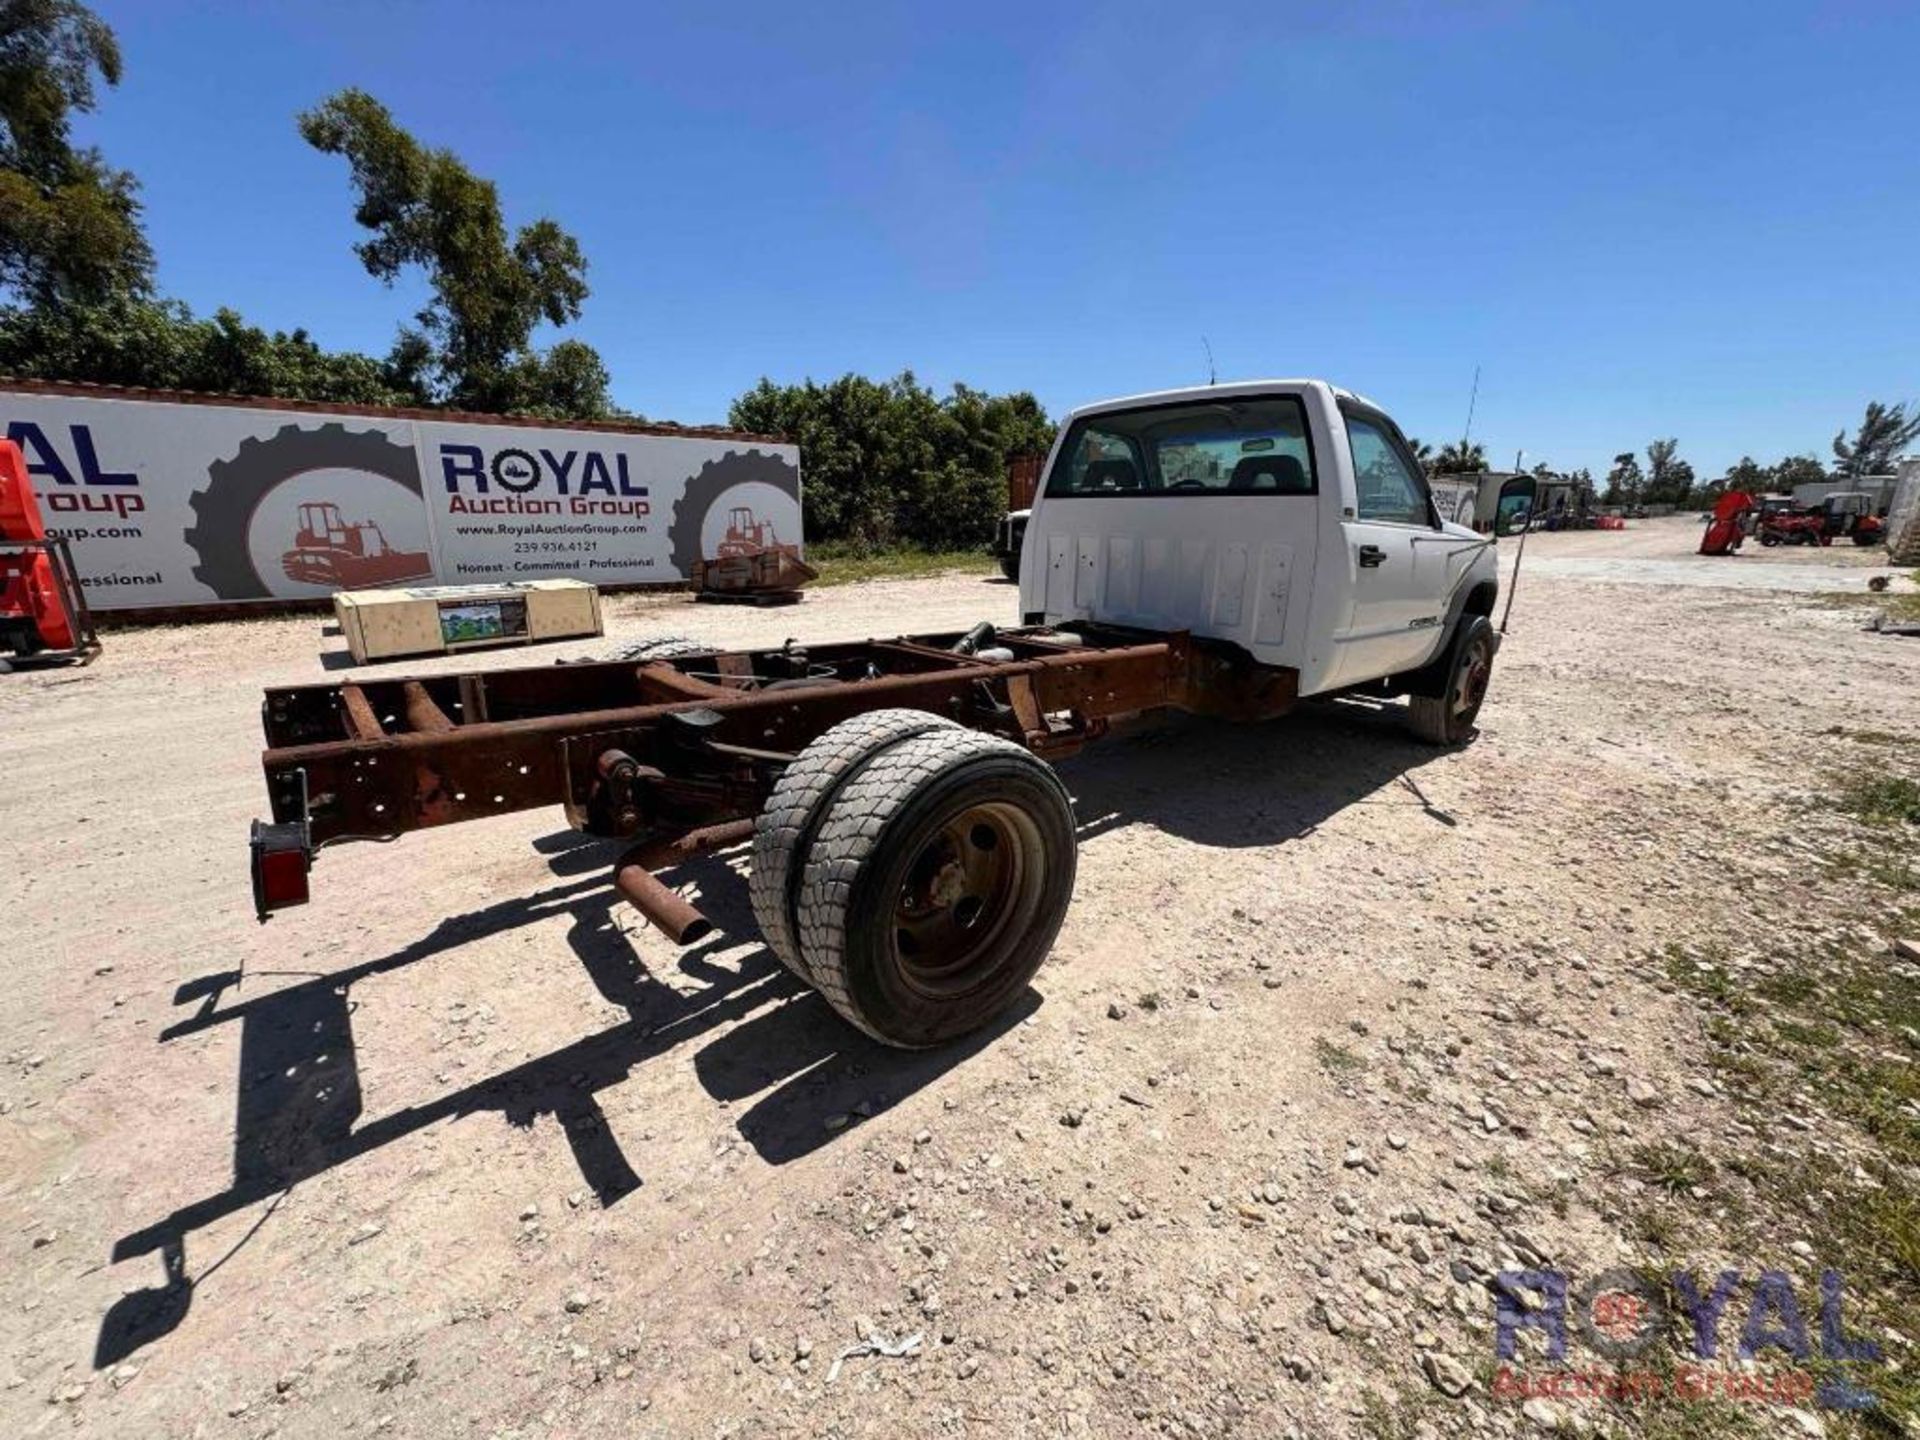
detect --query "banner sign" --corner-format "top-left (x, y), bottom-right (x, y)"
top-left (0, 389), bottom-right (801, 610)
top-left (1428, 476), bottom-right (1481, 528)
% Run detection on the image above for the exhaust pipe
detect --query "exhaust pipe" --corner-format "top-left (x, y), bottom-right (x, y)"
top-left (613, 860), bottom-right (713, 945)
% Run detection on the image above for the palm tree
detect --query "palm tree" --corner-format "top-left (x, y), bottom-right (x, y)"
top-left (1405, 436), bottom-right (1435, 473)
top-left (1431, 439), bottom-right (1488, 475)
top-left (1832, 401), bottom-right (1920, 478)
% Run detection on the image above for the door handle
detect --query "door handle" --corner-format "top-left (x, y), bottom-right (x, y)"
top-left (1357, 544), bottom-right (1388, 568)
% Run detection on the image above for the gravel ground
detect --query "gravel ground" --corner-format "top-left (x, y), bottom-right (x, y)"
top-left (3, 518), bottom-right (1917, 1439)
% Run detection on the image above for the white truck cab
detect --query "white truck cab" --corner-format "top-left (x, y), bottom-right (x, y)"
top-left (1021, 380), bottom-right (1515, 739)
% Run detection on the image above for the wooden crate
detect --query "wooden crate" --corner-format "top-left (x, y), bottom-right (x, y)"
top-left (334, 580), bottom-right (602, 664)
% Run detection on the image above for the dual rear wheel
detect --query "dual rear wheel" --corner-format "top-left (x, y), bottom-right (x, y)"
top-left (749, 712), bottom-right (1077, 1048)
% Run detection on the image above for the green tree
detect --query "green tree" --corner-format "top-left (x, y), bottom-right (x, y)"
top-left (1602, 451), bottom-right (1644, 507)
top-left (728, 372), bottom-right (1055, 550)
top-left (1641, 437), bottom-right (1696, 505)
top-left (1831, 400), bottom-right (1920, 478)
top-left (0, 0), bottom-right (152, 304)
top-left (1722, 456), bottom-right (1767, 493)
top-left (1404, 436), bottom-right (1434, 473)
top-left (0, 293), bottom-right (427, 405)
top-left (1769, 454), bottom-right (1827, 490)
top-left (1430, 439), bottom-right (1488, 475)
top-left (299, 88), bottom-right (608, 417)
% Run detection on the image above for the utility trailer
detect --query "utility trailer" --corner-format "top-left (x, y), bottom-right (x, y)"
top-left (250, 379), bottom-right (1521, 1048)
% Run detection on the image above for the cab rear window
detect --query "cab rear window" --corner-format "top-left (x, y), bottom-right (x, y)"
top-left (1043, 396), bottom-right (1316, 497)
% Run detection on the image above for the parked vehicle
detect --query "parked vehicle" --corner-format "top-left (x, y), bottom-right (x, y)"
top-left (1757, 493), bottom-right (1887, 548)
top-left (1757, 510), bottom-right (1827, 546)
top-left (1016, 382), bottom-right (1510, 704)
top-left (992, 455), bottom-right (1044, 582)
top-left (249, 380), bottom-right (1527, 1048)
top-left (993, 508), bottom-right (1028, 582)
top-left (1815, 492), bottom-right (1886, 547)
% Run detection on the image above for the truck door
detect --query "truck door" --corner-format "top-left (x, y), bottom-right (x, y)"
top-left (1332, 406), bottom-right (1448, 685)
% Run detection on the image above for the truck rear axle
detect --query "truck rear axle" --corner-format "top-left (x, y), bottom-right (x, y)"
top-left (247, 622), bottom-right (1310, 1043)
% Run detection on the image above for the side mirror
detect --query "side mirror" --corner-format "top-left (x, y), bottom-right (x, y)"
top-left (1496, 477), bottom-right (1538, 537)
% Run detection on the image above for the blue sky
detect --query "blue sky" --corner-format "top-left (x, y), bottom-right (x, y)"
top-left (82, 0), bottom-right (1918, 479)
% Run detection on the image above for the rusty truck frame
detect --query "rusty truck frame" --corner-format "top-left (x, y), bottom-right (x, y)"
top-left (249, 622), bottom-right (1316, 1045)
top-left (251, 379), bottom-right (1523, 1048)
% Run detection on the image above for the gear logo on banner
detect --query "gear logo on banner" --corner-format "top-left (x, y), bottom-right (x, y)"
top-left (668, 450), bottom-right (803, 575)
top-left (184, 423), bottom-right (432, 600)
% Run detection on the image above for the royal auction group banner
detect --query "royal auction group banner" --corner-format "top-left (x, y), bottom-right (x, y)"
top-left (0, 386), bottom-right (803, 610)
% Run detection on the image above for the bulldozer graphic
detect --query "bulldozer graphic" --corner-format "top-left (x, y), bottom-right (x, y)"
top-left (281, 501), bottom-right (433, 588)
top-left (184, 423), bottom-right (433, 600)
top-left (692, 503), bottom-right (816, 598)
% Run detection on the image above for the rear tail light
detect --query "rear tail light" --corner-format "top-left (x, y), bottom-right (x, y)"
top-left (250, 819), bottom-right (311, 920)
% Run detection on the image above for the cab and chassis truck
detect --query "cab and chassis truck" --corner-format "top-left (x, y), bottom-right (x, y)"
top-left (250, 380), bottom-right (1523, 1048)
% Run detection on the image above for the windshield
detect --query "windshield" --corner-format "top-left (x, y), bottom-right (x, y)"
top-left (1044, 395), bottom-right (1315, 497)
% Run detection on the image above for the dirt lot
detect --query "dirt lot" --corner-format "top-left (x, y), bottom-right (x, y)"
top-left (4, 518), bottom-right (1918, 1439)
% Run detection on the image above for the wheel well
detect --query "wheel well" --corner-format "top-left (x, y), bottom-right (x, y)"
top-left (1397, 583), bottom-right (1497, 700)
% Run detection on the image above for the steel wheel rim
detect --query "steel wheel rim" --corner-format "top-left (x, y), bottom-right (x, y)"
top-left (891, 800), bottom-right (1045, 998)
top-left (1454, 634), bottom-right (1493, 718)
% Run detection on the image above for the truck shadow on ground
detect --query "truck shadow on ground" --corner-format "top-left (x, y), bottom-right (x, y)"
top-left (96, 840), bottom-right (1022, 1368)
top-left (1059, 699), bottom-right (1463, 847)
top-left (97, 699), bottom-right (1453, 1368)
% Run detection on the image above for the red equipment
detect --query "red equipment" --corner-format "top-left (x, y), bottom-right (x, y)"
top-left (0, 439), bottom-right (100, 666)
top-left (1814, 493), bottom-right (1886, 547)
top-left (1757, 511), bottom-right (1826, 546)
top-left (1699, 489), bottom-right (1754, 556)
top-left (281, 501), bottom-right (432, 588)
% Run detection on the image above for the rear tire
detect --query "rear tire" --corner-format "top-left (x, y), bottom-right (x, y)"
top-left (749, 709), bottom-right (959, 981)
top-left (605, 635), bottom-right (711, 662)
top-left (796, 730), bottom-right (1076, 1048)
top-left (1407, 616), bottom-right (1495, 746)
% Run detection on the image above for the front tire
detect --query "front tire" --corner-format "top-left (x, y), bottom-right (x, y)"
top-left (795, 730), bottom-right (1076, 1048)
top-left (1406, 616), bottom-right (1495, 746)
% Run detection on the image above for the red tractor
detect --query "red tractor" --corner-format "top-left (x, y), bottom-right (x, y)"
top-left (1757, 510), bottom-right (1827, 546)
top-left (1814, 492), bottom-right (1886, 547)
top-left (281, 502), bottom-right (432, 588)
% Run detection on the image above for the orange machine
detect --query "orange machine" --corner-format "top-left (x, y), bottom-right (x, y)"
top-left (0, 439), bottom-right (100, 666)
top-left (692, 504), bottom-right (817, 603)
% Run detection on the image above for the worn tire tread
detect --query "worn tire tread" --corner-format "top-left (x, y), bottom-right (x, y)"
top-left (748, 709), bottom-right (958, 981)
top-left (605, 635), bottom-right (711, 662)
top-left (796, 729), bottom-right (1051, 1045)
